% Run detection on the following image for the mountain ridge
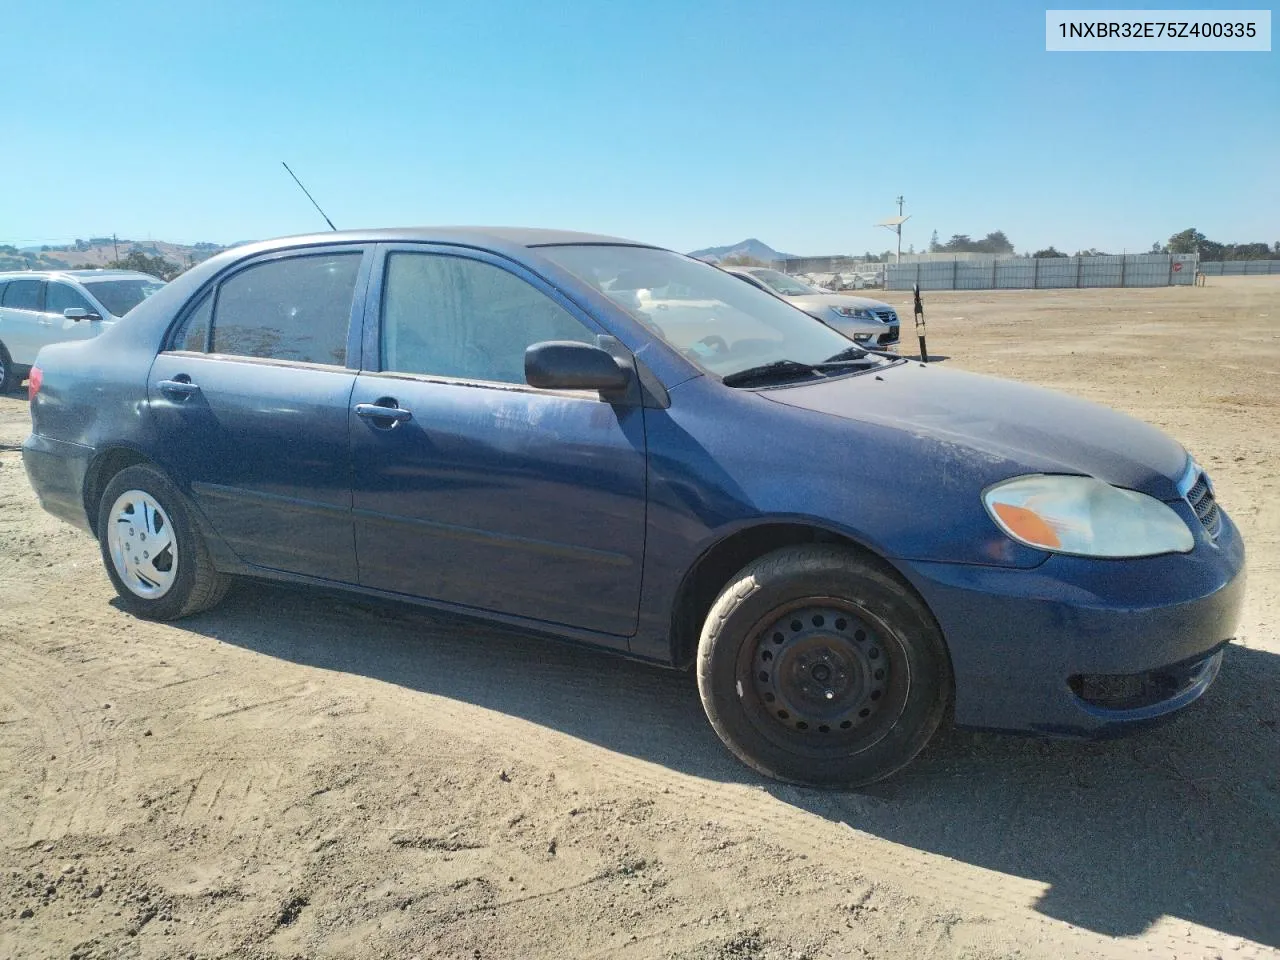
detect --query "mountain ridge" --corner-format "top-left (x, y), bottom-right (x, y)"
top-left (687, 238), bottom-right (794, 262)
top-left (1, 238), bottom-right (228, 273)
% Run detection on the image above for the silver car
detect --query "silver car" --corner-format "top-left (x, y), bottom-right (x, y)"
top-left (722, 266), bottom-right (899, 348)
top-left (0, 269), bottom-right (165, 392)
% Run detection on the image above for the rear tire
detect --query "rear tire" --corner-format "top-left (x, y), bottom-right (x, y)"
top-left (0, 343), bottom-right (19, 394)
top-left (696, 545), bottom-right (951, 787)
top-left (97, 464), bottom-right (230, 620)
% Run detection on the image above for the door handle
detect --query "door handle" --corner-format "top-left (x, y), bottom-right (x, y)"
top-left (355, 401), bottom-right (413, 424)
top-left (157, 378), bottom-right (200, 399)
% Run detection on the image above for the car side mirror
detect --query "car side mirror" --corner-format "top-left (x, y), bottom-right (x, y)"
top-left (64, 307), bottom-right (101, 322)
top-left (525, 340), bottom-right (633, 396)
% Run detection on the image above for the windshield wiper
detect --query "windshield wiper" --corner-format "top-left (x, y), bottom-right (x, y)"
top-left (721, 356), bottom-right (879, 387)
top-left (823, 345), bottom-right (871, 362)
top-left (721, 360), bottom-right (820, 387)
top-left (824, 343), bottom-right (901, 363)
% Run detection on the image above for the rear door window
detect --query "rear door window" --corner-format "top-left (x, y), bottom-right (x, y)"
top-left (1, 279), bottom-right (42, 311)
top-left (171, 292), bottom-right (213, 352)
top-left (211, 253), bottom-right (361, 365)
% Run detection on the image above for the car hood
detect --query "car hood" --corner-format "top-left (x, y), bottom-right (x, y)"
top-left (764, 362), bottom-right (1188, 499)
top-left (786, 293), bottom-right (894, 313)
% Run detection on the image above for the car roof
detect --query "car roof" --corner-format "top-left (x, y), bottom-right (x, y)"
top-left (0, 269), bottom-right (160, 282)
top-left (248, 226), bottom-right (658, 251)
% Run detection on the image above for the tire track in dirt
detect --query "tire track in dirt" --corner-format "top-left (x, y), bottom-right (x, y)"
top-left (0, 644), bottom-right (125, 845)
top-left (310, 613), bottom-right (1263, 960)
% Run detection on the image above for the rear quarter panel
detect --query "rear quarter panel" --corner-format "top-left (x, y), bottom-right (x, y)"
top-left (26, 260), bottom-right (232, 519)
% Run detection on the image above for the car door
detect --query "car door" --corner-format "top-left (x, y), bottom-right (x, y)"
top-left (349, 245), bottom-right (647, 640)
top-left (148, 246), bottom-right (371, 582)
top-left (44, 281), bottom-right (108, 345)
top-left (0, 278), bottom-right (45, 364)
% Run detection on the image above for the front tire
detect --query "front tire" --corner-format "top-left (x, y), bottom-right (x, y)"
top-left (697, 546), bottom-right (951, 787)
top-left (97, 464), bottom-right (230, 620)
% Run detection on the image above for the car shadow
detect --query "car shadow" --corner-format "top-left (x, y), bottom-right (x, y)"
top-left (169, 578), bottom-right (1279, 948)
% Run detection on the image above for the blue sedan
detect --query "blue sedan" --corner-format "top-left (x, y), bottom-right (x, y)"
top-left (21, 228), bottom-right (1245, 786)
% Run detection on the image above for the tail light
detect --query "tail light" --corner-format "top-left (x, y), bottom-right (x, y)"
top-left (28, 365), bottom-right (42, 402)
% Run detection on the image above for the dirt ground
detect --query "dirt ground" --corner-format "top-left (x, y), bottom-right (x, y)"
top-left (1, 277), bottom-right (1277, 960)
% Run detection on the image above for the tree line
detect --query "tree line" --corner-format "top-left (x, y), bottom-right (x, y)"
top-left (1160, 228), bottom-right (1278, 261)
top-left (70, 250), bottom-right (185, 280)
top-left (929, 231), bottom-right (1015, 255)
top-left (930, 228), bottom-right (1278, 261)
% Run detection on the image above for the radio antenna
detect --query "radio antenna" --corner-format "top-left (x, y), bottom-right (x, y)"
top-left (281, 161), bottom-right (337, 231)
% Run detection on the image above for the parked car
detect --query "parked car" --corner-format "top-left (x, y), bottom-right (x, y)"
top-left (839, 269), bottom-right (884, 290)
top-left (0, 269), bottom-right (166, 392)
top-left (721, 266), bottom-right (899, 347)
top-left (22, 228), bottom-right (1243, 787)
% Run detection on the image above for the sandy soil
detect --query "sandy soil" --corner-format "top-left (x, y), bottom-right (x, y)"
top-left (1, 277), bottom-right (1276, 960)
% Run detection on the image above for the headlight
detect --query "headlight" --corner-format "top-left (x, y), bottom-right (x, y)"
top-left (983, 475), bottom-right (1194, 558)
top-left (831, 305), bottom-right (872, 319)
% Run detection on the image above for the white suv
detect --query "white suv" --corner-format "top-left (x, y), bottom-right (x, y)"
top-left (0, 270), bottom-right (165, 392)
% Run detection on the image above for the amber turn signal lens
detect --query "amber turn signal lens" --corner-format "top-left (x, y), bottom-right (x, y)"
top-left (990, 502), bottom-right (1061, 549)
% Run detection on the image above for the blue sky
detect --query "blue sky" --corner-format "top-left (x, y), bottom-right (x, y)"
top-left (3, 0), bottom-right (1275, 256)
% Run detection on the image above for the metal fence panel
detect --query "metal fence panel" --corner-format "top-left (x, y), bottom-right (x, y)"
top-left (886, 253), bottom-right (1202, 290)
top-left (1034, 258), bottom-right (1078, 288)
top-left (1126, 255), bottom-right (1176, 286)
top-left (995, 259), bottom-right (1036, 288)
top-left (1079, 256), bottom-right (1123, 287)
top-left (1154, 259), bottom-right (1278, 277)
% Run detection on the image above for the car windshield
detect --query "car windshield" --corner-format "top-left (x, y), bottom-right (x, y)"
top-left (81, 277), bottom-right (166, 317)
top-left (539, 245), bottom-right (875, 381)
top-left (749, 268), bottom-right (819, 296)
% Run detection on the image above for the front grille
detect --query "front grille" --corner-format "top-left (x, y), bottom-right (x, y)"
top-left (1185, 473), bottom-right (1222, 538)
top-left (878, 326), bottom-right (900, 345)
top-left (872, 308), bottom-right (897, 324)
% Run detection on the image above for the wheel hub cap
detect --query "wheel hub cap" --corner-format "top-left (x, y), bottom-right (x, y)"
top-left (105, 490), bottom-right (178, 600)
top-left (752, 605), bottom-right (890, 735)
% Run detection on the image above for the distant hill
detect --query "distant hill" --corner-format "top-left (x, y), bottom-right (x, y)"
top-left (0, 238), bottom-right (229, 274)
top-left (687, 238), bottom-right (794, 263)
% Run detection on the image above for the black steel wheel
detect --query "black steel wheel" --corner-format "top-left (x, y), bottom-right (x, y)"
top-left (743, 599), bottom-right (907, 748)
top-left (697, 545), bottom-right (951, 787)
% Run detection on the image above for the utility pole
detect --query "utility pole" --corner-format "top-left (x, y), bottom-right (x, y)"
top-left (876, 197), bottom-right (910, 265)
top-left (112, 233), bottom-right (119, 263)
top-left (895, 196), bottom-right (905, 261)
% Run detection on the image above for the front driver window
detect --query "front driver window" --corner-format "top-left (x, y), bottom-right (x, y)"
top-left (45, 283), bottom-right (94, 315)
top-left (381, 253), bottom-right (596, 385)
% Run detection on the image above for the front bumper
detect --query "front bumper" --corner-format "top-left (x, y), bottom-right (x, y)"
top-left (901, 507), bottom-right (1245, 737)
top-left (22, 433), bottom-right (94, 533)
